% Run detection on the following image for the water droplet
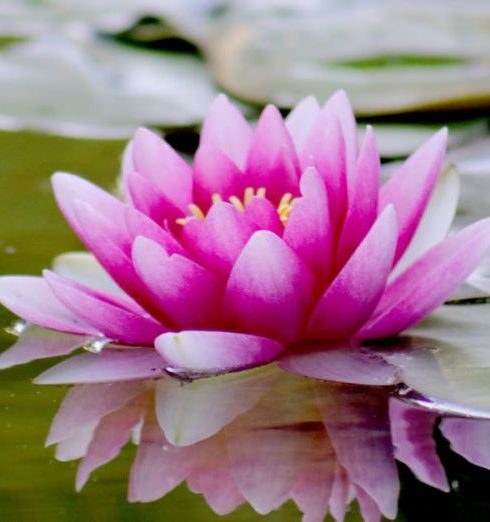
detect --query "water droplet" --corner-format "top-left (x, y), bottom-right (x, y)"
top-left (394, 386), bottom-right (490, 419)
top-left (83, 337), bottom-right (112, 354)
top-left (5, 320), bottom-right (27, 336)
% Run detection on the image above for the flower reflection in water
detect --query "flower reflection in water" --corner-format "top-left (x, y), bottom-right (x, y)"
top-left (3, 328), bottom-right (490, 522)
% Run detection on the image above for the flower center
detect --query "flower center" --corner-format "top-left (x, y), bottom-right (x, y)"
top-left (176, 187), bottom-right (296, 226)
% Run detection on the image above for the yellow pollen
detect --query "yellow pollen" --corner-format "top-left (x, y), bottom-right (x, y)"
top-left (188, 203), bottom-right (205, 220)
top-left (278, 192), bottom-right (293, 208)
top-left (175, 187), bottom-right (295, 226)
top-left (229, 195), bottom-right (245, 211)
top-left (244, 187), bottom-right (255, 205)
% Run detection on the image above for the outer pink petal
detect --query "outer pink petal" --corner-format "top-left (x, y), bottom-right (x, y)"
top-left (290, 438), bottom-right (335, 522)
top-left (76, 397), bottom-right (146, 490)
top-left (329, 464), bottom-right (350, 522)
top-left (300, 102), bottom-right (347, 227)
top-left (359, 217), bottom-right (490, 339)
top-left (199, 94), bottom-right (253, 170)
top-left (379, 129), bottom-right (447, 263)
top-left (0, 327), bottom-right (93, 370)
top-left (128, 416), bottom-right (194, 502)
top-left (389, 400), bottom-right (449, 491)
top-left (45, 381), bottom-right (146, 445)
top-left (187, 455), bottom-right (245, 515)
top-left (308, 205), bottom-right (397, 339)
top-left (285, 96), bottom-right (321, 152)
top-left (355, 487), bottom-right (382, 522)
top-left (283, 167), bottom-right (333, 280)
top-left (280, 344), bottom-right (398, 386)
top-left (193, 145), bottom-right (248, 208)
top-left (132, 236), bottom-right (223, 329)
top-left (227, 423), bottom-right (304, 514)
top-left (155, 331), bottom-right (284, 376)
top-left (44, 271), bottom-right (166, 345)
top-left (34, 349), bottom-right (166, 385)
top-left (336, 126), bottom-right (380, 268)
top-left (131, 127), bottom-right (192, 211)
top-left (224, 231), bottom-right (316, 344)
top-left (324, 90), bottom-right (358, 182)
top-left (319, 387), bottom-right (399, 519)
top-left (441, 418), bottom-right (490, 469)
top-left (155, 368), bottom-right (276, 446)
top-left (123, 170), bottom-right (182, 223)
top-left (55, 422), bottom-right (97, 461)
top-left (180, 202), bottom-right (257, 278)
top-left (52, 172), bottom-right (125, 242)
top-left (246, 105), bottom-right (300, 202)
top-left (0, 276), bottom-right (97, 335)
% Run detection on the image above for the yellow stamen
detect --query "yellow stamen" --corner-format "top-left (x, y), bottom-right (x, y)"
top-left (278, 192), bottom-right (293, 208)
top-left (188, 203), bottom-right (205, 220)
top-left (229, 195), bottom-right (245, 211)
top-left (211, 193), bottom-right (223, 204)
top-left (243, 187), bottom-right (254, 205)
top-left (256, 187), bottom-right (267, 198)
top-left (176, 217), bottom-right (191, 226)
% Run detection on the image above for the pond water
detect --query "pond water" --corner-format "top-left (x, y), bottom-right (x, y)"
top-left (1, 75), bottom-right (490, 522)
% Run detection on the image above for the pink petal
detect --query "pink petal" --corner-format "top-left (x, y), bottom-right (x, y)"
top-left (52, 172), bottom-right (125, 242)
top-left (44, 271), bottom-right (166, 345)
top-left (320, 387), bottom-right (399, 519)
top-left (300, 103), bottom-right (347, 227)
top-left (379, 129), bottom-right (447, 263)
top-left (441, 417), bottom-right (490, 469)
top-left (34, 349), bottom-right (166, 385)
top-left (0, 326), bottom-right (92, 370)
top-left (193, 145), bottom-right (248, 208)
top-left (46, 381), bottom-right (146, 445)
top-left (290, 438), bottom-right (335, 522)
top-left (243, 196), bottom-right (283, 235)
top-left (336, 126), bottom-right (380, 268)
top-left (360, 217), bottom-right (490, 339)
top-left (389, 399), bottom-right (449, 491)
top-left (124, 170), bottom-right (183, 223)
top-left (76, 397), bottom-right (146, 490)
top-left (0, 276), bottom-right (97, 335)
top-left (283, 167), bottom-right (333, 280)
top-left (325, 90), bottom-right (358, 185)
top-left (180, 202), bottom-right (257, 278)
top-left (187, 450), bottom-right (245, 515)
top-left (155, 331), bottom-right (284, 375)
top-left (131, 127), bottom-right (192, 211)
top-left (285, 96), bottom-right (321, 152)
top-left (155, 367), bottom-right (276, 446)
top-left (132, 236), bottom-right (223, 329)
top-left (128, 416), bottom-right (194, 502)
top-left (224, 231), bottom-right (316, 344)
top-left (308, 205), bottom-right (397, 339)
top-left (355, 487), bottom-right (382, 522)
top-left (329, 464), bottom-right (350, 522)
top-left (391, 164), bottom-right (459, 279)
top-left (227, 419), bottom-right (305, 514)
top-left (55, 422), bottom-right (97, 461)
top-left (199, 93), bottom-right (253, 170)
top-left (246, 105), bottom-right (300, 202)
top-left (280, 344), bottom-right (398, 386)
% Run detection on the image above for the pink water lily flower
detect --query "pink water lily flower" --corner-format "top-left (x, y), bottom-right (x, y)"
top-left (1, 91), bottom-right (490, 376)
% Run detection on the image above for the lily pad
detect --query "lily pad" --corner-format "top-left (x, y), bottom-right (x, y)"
top-left (0, 35), bottom-right (218, 137)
